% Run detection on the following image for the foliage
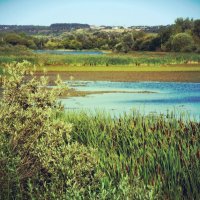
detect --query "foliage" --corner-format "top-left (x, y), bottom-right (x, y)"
top-left (0, 61), bottom-right (200, 199)
top-left (193, 20), bottom-right (200, 40)
top-left (3, 33), bottom-right (37, 49)
top-left (159, 18), bottom-right (200, 52)
top-left (174, 17), bottom-right (194, 33)
top-left (1, 18), bottom-right (199, 52)
top-left (171, 33), bottom-right (195, 52)
top-left (0, 51), bottom-right (200, 68)
top-left (0, 61), bottom-right (104, 199)
top-left (63, 110), bottom-right (200, 199)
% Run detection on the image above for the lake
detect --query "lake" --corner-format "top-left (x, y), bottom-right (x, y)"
top-left (60, 81), bottom-right (200, 119)
top-left (34, 50), bottom-right (105, 55)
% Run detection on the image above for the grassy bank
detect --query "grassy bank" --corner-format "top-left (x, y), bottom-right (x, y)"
top-left (1, 51), bottom-right (200, 79)
top-left (0, 51), bottom-right (200, 67)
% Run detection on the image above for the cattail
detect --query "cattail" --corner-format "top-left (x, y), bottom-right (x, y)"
top-left (196, 150), bottom-right (200, 160)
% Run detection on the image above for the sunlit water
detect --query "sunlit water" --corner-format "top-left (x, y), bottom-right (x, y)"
top-left (34, 50), bottom-right (105, 55)
top-left (60, 81), bottom-right (200, 119)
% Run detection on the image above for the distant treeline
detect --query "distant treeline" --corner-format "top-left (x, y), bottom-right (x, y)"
top-left (0, 18), bottom-right (200, 52)
top-left (0, 23), bottom-right (90, 33)
top-left (50, 23), bottom-right (90, 30)
top-left (0, 23), bottom-right (163, 34)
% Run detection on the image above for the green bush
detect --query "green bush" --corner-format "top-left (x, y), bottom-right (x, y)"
top-left (0, 61), bottom-right (103, 199)
top-left (171, 33), bottom-right (194, 52)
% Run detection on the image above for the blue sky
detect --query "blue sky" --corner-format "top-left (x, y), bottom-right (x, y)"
top-left (0, 0), bottom-right (200, 26)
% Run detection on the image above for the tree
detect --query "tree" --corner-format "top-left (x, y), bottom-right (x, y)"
top-left (4, 33), bottom-right (37, 49)
top-left (139, 35), bottom-right (160, 51)
top-left (174, 18), bottom-right (194, 33)
top-left (44, 40), bottom-right (61, 49)
top-left (5, 33), bottom-right (24, 46)
top-left (158, 26), bottom-right (174, 45)
top-left (122, 33), bottom-right (134, 49)
top-left (69, 40), bottom-right (82, 50)
top-left (193, 19), bottom-right (200, 38)
top-left (171, 33), bottom-right (194, 52)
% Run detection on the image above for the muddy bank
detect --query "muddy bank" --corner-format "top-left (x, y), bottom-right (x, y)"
top-left (60, 88), bottom-right (158, 98)
top-left (35, 71), bottom-right (200, 83)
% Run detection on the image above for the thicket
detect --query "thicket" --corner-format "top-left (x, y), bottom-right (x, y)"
top-left (0, 61), bottom-right (100, 199)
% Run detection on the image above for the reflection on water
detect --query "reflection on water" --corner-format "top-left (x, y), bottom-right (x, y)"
top-left (61, 81), bottom-right (200, 119)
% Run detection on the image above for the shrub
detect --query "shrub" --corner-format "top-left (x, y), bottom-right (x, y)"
top-left (0, 61), bottom-right (103, 199)
top-left (171, 33), bottom-right (194, 52)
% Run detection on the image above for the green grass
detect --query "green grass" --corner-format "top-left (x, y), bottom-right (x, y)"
top-left (0, 67), bottom-right (3, 75)
top-left (61, 110), bottom-right (200, 199)
top-left (1, 51), bottom-right (200, 67)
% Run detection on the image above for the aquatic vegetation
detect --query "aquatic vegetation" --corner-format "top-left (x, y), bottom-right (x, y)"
top-left (63, 110), bottom-right (200, 199)
top-left (0, 51), bottom-right (200, 67)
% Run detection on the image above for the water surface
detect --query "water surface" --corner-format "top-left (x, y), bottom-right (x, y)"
top-left (61, 81), bottom-right (200, 119)
top-left (34, 50), bottom-right (105, 55)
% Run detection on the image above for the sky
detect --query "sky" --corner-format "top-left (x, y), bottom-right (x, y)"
top-left (0, 0), bottom-right (200, 26)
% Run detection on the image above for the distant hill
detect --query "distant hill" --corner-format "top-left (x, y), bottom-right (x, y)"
top-left (50, 23), bottom-right (90, 31)
top-left (0, 23), bottom-right (91, 34)
top-left (0, 23), bottom-right (167, 34)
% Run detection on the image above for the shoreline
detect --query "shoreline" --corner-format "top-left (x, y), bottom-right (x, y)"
top-left (60, 88), bottom-right (158, 98)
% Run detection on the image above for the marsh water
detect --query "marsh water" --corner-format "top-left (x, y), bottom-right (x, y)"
top-left (34, 50), bottom-right (105, 55)
top-left (60, 81), bottom-right (200, 119)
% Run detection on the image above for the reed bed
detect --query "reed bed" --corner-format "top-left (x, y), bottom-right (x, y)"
top-left (62, 110), bottom-right (200, 199)
top-left (0, 52), bottom-right (200, 67)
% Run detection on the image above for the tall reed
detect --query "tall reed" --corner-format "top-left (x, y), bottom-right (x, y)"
top-left (62, 110), bottom-right (200, 199)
